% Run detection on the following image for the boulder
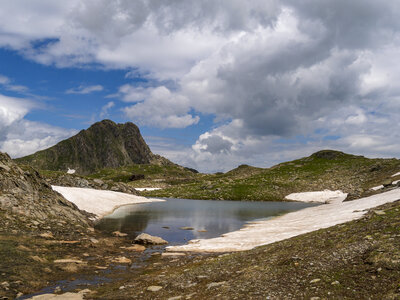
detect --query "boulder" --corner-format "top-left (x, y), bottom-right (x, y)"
top-left (134, 233), bottom-right (168, 245)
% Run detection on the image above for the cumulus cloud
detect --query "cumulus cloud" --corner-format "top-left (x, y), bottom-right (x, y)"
top-left (66, 84), bottom-right (103, 94)
top-left (122, 86), bottom-right (199, 128)
top-left (1, 1), bottom-right (400, 170)
top-left (0, 93), bottom-right (76, 158)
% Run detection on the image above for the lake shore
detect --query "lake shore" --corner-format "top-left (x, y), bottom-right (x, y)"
top-left (167, 188), bottom-right (400, 252)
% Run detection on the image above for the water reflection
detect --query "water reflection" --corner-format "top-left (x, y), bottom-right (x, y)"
top-left (96, 198), bottom-right (317, 245)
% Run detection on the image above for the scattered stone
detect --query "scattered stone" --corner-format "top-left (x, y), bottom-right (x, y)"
top-left (1, 282), bottom-right (9, 290)
top-left (90, 238), bottom-right (99, 244)
top-left (179, 227), bottom-right (194, 230)
top-left (162, 226), bottom-right (170, 229)
top-left (54, 259), bottom-right (85, 264)
top-left (112, 231), bottom-right (128, 237)
top-left (39, 232), bottom-right (54, 239)
top-left (331, 281), bottom-right (340, 285)
top-left (31, 255), bottom-right (48, 263)
top-left (17, 245), bottom-right (30, 251)
top-left (374, 210), bottom-right (386, 216)
top-left (112, 256), bottom-right (132, 264)
top-left (207, 281), bottom-right (226, 289)
top-left (135, 233), bottom-right (168, 245)
top-left (161, 252), bottom-right (186, 257)
top-left (310, 297), bottom-right (320, 300)
top-left (310, 278), bottom-right (321, 284)
top-left (54, 286), bottom-right (62, 293)
top-left (125, 245), bottom-right (146, 252)
top-left (147, 286), bottom-right (163, 292)
top-left (197, 229), bottom-right (208, 232)
top-left (16, 292), bottom-right (23, 298)
top-left (168, 296), bottom-right (182, 300)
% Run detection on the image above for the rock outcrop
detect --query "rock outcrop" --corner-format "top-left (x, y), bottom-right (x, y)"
top-left (0, 152), bottom-right (90, 234)
top-left (16, 119), bottom-right (172, 175)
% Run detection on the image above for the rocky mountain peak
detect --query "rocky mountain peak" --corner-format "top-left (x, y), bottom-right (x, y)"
top-left (16, 120), bottom-right (160, 175)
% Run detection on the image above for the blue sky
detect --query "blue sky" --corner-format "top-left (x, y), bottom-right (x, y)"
top-left (1, 1), bottom-right (400, 172)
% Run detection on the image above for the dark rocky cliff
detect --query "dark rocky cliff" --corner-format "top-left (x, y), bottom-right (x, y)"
top-left (16, 120), bottom-right (162, 175)
top-left (0, 152), bottom-right (90, 233)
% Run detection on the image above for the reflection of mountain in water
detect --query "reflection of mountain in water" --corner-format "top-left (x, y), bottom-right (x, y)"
top-left (95, 198), bottom-right (316, 245)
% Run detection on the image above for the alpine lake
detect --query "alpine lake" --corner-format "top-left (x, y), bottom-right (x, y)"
top-left (96, 198), bottom-right (318, 246)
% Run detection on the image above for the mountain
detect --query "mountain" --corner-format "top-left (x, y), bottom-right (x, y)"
top-left (16, 119), bottom-right (170, 175)
top-left (0, 151), bottom-right (90, 234)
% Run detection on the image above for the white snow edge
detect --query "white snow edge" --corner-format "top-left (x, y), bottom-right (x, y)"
top-left (135, 187), bottom-right (162, 191)
top-left (392, 172), bottom-right (400, 177)
top-left (52, 186), bottom-right (164, 219)
top-left (284, 190), bottom-right (347, 203)
top-left (167, 188), bottom-right (400, 253)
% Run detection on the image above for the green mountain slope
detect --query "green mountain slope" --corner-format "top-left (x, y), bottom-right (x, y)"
top-left (143, 150), bottom-right (400, 201)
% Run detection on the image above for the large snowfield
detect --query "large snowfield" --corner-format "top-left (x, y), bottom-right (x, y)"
top-left (52, 186), bottom-right (164, 219)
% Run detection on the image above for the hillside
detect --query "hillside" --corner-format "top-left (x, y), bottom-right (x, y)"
top-left (143, 150), bottom-right (400, 201)
top-left (0, 152), bottom-right (90, 233)
top-left (15, 119), bottom-right (172, 175)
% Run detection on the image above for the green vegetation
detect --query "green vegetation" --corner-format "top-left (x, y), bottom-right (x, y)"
top-left (142, 150), bottom-right (400, 201)
top-left (87, 163), bottom-right (197, 186)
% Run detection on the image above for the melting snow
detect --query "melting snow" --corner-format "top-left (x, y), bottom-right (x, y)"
top-left (135, 187), bottom-right (162, 191)
top-left (167, 188), bottom-right (400, 253)
top-left (284, 190), bottom-right (347, 203)
top-left (392, 172), bottom-right (400, 177)
top-left (371, 185), bottom-right (384, 191)
top-left (67, 168), bottom-right (76, 174)
top-left (52, 186), bottom-right (164, 219)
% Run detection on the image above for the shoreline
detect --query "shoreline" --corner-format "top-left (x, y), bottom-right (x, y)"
top-left (167, 188), bottom-right (400, 252)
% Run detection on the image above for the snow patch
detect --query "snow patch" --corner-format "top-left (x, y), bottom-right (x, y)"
top-left (370, 185), bottom-right (384, 191)
top-left (284, 190), bottom-right (347, 203)
top-left (135, 187), bottom-right (162, 191)
top-left (67, 168), bottom-right (76, 174)
top-left (392, 172), bottom-right (400, 177)
top-left (52, 186), bottom-right (164, 219)
top-left (167, 188), bottom-right (400, 253)
top-left (392, 180), bottom-right (400, 185)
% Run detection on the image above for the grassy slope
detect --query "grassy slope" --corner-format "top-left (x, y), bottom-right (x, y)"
top-left (142, 150), bottom-right (400, 201)
top-left (93, 200), bottom-right (400, 299)
top-left (86, 163), bottom-right (197, 187)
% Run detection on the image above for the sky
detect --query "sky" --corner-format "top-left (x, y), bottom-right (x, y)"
top-left (1, 0), bottom-right (400, 173)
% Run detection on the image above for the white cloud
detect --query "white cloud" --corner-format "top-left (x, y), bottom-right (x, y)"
top-left (0, 74), bottom-right (29, 93)
top-left (122, 86), bottom-right (199, 128)
top-left (0, 93), bottom-right (76, 158)
top-left (99, 101), bottom-right (115, 118)
top-left (66, 84), bottom-right (104, 94)
top-left (1, 1), bottom-right (400, 170)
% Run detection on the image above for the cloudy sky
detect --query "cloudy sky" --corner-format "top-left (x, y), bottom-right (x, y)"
top-left (1, 0), bottom-right (400, 172)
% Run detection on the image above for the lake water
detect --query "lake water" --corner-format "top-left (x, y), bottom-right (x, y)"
top-left (96, 198), bottom-right (317, 245)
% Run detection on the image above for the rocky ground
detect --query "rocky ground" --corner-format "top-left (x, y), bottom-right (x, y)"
top-left (90, 200), bottom-right (400, 299)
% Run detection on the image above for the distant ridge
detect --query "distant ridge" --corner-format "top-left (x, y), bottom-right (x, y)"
top-left (16, 119), bottom-right (171, 175)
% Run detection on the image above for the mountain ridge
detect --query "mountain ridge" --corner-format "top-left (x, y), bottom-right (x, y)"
top-left (15, 119), bottom-right (171, 175)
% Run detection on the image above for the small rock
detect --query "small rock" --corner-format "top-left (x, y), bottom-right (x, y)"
top-left (331, 281), bottom-right (340, 285)
top-left (125, 245), bottom-right (146, 252)
top-left (162, 226), bottom-right (170, 229)
top-left (90, 238), bottom-right (99, 244)
top-left (112, 231), bottom-right (128, 237)
top-left (310, 278), bottom-right (321, 284)
top-left (207, 281), bottom-right (226, 289)
top-left (374, 210), bottom-right (386, 216)
top-left (16, 292), bottom-right (23, 298)
top-left (168, 296), bottom-right (182, 300)
top-left (30, 256), bottom-right (48, 263)
top-left (147, 286), bottom-right (163, 292)
top-left (197, 229), bottom-right (208, 232)
top-left (54, 259), bottom-right (85, 264)
top-left (39, 232), bottom-right (54, 239)
top-left (112, 256), bottom-right (132, 264)
top-left (135, 233), bottom-right (168, 245)
top-left (310, 297), bottom-right (320, 300)
top-left (54, 286), bottom-right (62, 293)
top-left (161, 252), bottom-right (186, 257)
top-left (179, 227), bottom-right (194, 230)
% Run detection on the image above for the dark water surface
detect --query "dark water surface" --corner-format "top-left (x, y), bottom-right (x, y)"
top-left (96, 198), bottom-right (317, 246)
